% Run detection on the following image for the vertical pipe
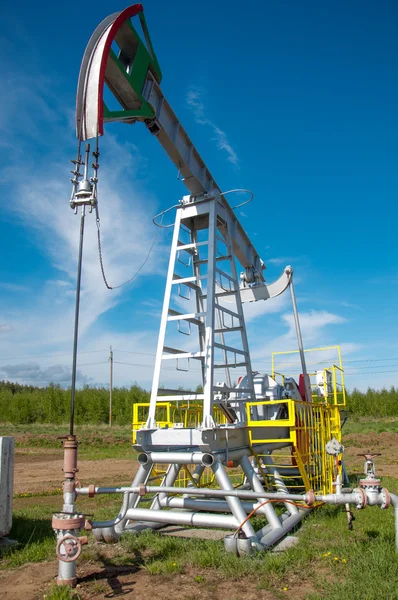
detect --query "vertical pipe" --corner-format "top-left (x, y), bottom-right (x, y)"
top-left (70, 207), bottom-right (85, 436)
top-left (289, 276), bottom-right (312, 403)
top-left (390, 494), bottom-right (398, 552)
top-left (150, 463), bottom-right (181, 511)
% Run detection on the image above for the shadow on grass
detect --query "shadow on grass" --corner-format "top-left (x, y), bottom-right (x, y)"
top-left (78, 551), bottom-right (145, 598)
top-left (0, 515), bottom-right (53, 556)
top-left (365, 530), bottom-right (380, 539)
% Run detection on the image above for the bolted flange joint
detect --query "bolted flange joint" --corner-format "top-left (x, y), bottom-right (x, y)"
top-left (353, 487), bottom-right (368, 509)
top-left (52, 513), bottom-right (85, 532)
top-left (304, 490), bottom-right (316, 506)
top-left (380, 488), bottom-right (391, 510)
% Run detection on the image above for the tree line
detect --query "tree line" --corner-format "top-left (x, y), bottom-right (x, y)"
top-left (0, 380), bottom-right (397, 425)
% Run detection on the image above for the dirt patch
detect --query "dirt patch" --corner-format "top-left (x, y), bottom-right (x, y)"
top-left (13, 449), bottom-right (138, 494)
top-left (0, 558), bottom-right (308, 600)
top-left (343, 431), bottom-right (398, 481)
top-left (0, 561), bottom-right (56, 600)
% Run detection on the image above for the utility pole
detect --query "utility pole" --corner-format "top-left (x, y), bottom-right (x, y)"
top-left (109, 345), bottom-right (113, 427)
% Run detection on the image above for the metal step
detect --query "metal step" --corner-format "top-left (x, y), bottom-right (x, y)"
top-left (215, 268), bottom-right (236, 283)
top-left (177, 240), bottom-right (208, 254)
top-left (162, 348), bottom-right (205, 360)
top-left (172, 274), bottom-right (207, 286)
top-left (195, 255), bottom-right (232, 265)
top-left (215, 304), bottom-right (241, 319)
top-left (202, 290), bottom-right (237, 299)
top-left (214, 342), bottom-right (247, 356)
top-left (213, 362), bottom-right (249, 369)
top-left (167, 309), bottom-right (204, 326)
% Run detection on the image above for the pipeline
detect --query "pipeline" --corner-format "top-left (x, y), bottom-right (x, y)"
top-left (76, 483), bottom-right (398, 550)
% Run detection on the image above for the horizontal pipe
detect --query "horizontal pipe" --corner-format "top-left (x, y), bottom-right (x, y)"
top-left (77, 485), bottom-right (307, 502)
top-left (78, 485), bottom-right (397, 550)
top-left (159, 496), bottom-right (270, 514)
top-left (124, 507), bottom-right (238, 529)
top-left (138, 452), bottom-right (214, 466)
top-left (138, 444), bottom-right (284, 467)
top-left (316, 492), bottom-right (361, 504)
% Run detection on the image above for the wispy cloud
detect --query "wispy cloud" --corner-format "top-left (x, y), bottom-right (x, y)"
top-left (248, 309), bottom-right (349, 365)
top-left (342, 301), bottom-right (363, 311)
top-left (0, 47), bottom-right (170, 387)
top-left (2, 136), bottom-right (166, 350)
top-left (186, 86), bottom-right (239, 166)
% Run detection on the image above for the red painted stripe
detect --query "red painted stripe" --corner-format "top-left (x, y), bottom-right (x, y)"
top-left (97, 4), bottom-right (144, 135)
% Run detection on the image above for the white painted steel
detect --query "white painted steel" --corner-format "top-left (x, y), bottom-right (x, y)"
top-left (202, 199), bottom-right (217, 428)
top-left (239, 455), bottom-right (282, 531)
top-left (124, 507), bottom-right (239, 529)
top-left (212, 459), bottom-right (256, 539)
top-left (239, 267), bottom-right (292, 303)
top-left (138, 452), bottom-right (214, 466)
top-left (147, 208), bottom-right (182, 428)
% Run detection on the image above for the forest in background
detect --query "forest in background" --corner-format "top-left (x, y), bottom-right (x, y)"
top-left (0, 380), bottom-right (397, 424)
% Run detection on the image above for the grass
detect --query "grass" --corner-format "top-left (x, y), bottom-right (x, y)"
top-left (0, 422), bottom-right (137, 461)
top-left (343, 417), bottom-right (398, 436)
top-left (1, 417), bottom-right (398, 599)
top-left (44, 585), bottom-right (81, 599)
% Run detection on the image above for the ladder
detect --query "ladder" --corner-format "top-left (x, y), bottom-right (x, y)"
top-left (146, 191), bottom-right (255, 429)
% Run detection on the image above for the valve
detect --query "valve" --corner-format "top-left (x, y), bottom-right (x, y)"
top-left (56, 534), bottom-right (87, 563)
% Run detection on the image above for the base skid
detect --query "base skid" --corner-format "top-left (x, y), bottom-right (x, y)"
top-left (80, 443), bottom-right (312, 556)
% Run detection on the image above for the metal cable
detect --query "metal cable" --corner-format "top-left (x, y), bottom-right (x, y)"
top-left (220, 188), bottom-right (254, 210)
top-left (96, 218), bottom-right (156, 290)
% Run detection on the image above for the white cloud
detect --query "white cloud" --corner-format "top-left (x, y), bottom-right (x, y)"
top-left (248, 309), bottom-right (349, 366)
top-left (243, 293), bottom-right (290, 323)
top-left (2, 134), bottom-right (167, 348)
top-left (341, 301), bottom-right (363, 310)
top-left (281, 310), bottom-right (346, 342)
top-left (186, 86), bottom-right (239, 166)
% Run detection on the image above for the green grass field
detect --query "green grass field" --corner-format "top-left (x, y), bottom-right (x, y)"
top-left (1, 419), bottom-right (398, 600)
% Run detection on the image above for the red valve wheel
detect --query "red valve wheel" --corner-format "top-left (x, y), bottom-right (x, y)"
top-left (56, 534), bottom-right (82, 563)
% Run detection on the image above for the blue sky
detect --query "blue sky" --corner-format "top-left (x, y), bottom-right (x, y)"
top-left (0, 0), bottom-right (397, 392)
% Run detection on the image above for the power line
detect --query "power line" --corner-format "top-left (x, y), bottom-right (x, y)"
top-left (340, 369), bottom-right (398, 375)
top-left (113, 360), bottom-right (202, 373)
top-left (345, 364), bottom-right (398, 371)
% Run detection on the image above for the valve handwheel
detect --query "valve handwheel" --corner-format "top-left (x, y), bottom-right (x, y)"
top-left (56, 534), bottom-right (82, 562)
